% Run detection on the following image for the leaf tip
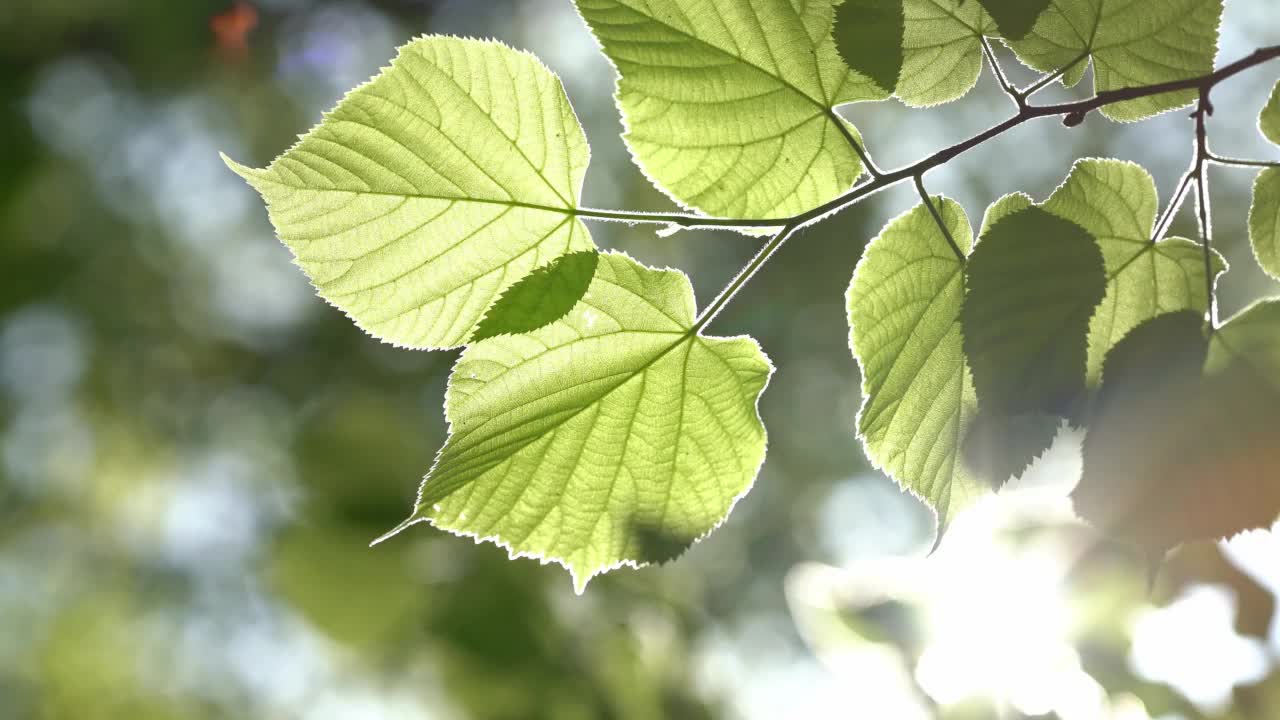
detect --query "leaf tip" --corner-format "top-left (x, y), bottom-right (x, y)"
top-left (219, 151), bottom-right (251, 176)
top-left (220, 152), bottom-right (270, 190)
top-left (370, 516), bottom-right (420, 547)
top-left (926, 520), bottom-right (946, 557)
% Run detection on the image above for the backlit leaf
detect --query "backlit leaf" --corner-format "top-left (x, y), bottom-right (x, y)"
top-left (1007, 0), bottom-right (1224, 121)
top-left (1078, 306), bottom-right (1280, 553)
top-left (378, 253), bottom-right (773, 592)
top-left (1041, 160), bottom-right (1224, 386)
top-left (576, 0), bottom-right (885, 218)
top-left (226, 36), bottom-right (594, 349)
top-left (1077, 311), bottom-right (1210, 551)
top-left (1249, 167), bottom-right (1280, 281)
top-left (849, 197), bottom-right (985, 534)
top-left (979, 191), bottom-right (1034, 236)
top-left (833, 0), bottom-right (905, 94)
top-left (472, 251), bottom-right (599, 341)
top-left (896, 0), bottom-right (999, 106)
top-left (837, 0), bottom-right (1048, 107)
top-left (976, 0), bottom-right (1051, 40)
top-left (1261, 79), bottom-right (1280, 146)
top-left (961, 206), bottom-right (1106, 420)
top-left (961, 411), bottom-right (1061, 488)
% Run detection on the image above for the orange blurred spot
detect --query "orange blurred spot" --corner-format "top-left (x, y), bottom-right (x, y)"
top-left (212, 1), bottom-right (259, 59)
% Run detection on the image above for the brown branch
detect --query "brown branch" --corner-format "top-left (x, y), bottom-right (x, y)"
top-left (787, 45), bottom-right (1280, 231)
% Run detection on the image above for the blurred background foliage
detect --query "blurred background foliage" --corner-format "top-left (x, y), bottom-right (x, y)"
top-left (1, 1), bottom-right (1279, 718)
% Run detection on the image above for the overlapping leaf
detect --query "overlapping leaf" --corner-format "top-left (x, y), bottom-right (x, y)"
top-left (977, 0), bottom-right (1052, 40)
top-left (1077, 312), bottom-right (1211, 552)
top-left (961, 206), bottom-right (1106, 420)
top-left (576, 0), bottom-right (885, 218)
top-left (833, 0), bottom-right (904, 94)
top-left (1041, 160), bottom-right (1224, 385)
top-left (848, 198), bottom-right (984, 533)
top-left (472, 251), bottom-right (600, 341)
top-left (897, 0), bottom-right (1000, 106)
top-left (958, 205), bottom-right (1105, 482)
top-left (978, 191), bottom-right (1033, 235)
top-left (378, 253), bottom-right (773, 592)
top-left (1007, 0), bottom-right (1224, 121)
top-left (836, 0), bottom-right (1000, 107)
top-left (226, 37), bottom-right (594, 349)
top-left (1078, 305), bottom-right (1280, 553)
top-left (961, 412), bottom-right (1061, 489)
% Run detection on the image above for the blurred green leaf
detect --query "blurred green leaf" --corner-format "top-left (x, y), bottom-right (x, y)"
top-left (1079, 305), bottom-right (1280, 552)
top-left (961, 411), bottom-right (1060, 487)
top-left (270, 526), bottom-right (423, 652)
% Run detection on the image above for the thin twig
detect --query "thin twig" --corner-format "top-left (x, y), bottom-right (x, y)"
top-left (914, 175), bottom-right (966, 261)
top-left (1019, 51), bottom-right (1090, 98)
top-left (693, 223), bottom-right (801, 332)
top-left (982, 38), bottom-right (1025, 110)
top-left (831, 109), bottom-right (884, 178)
top-left (575, 45), bottom-right (1280, 240)
top-left (1208, 154), bottom-right (1280, 169)
top-left (1151, 162), bottom-right (1197, 243)
top-left (574, 207), bottom-right (787, 229)
top-left (1192, 92), bottom-right (1219, 327)
top-left (788, 45), bottom-right (1280, 235)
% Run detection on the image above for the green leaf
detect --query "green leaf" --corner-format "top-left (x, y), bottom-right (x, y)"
top-left (961, 411), bottom-right (1061, 487)
top-left (271, 526), bottom-right (422, 651)
top-left (1208, 301), bottom-right (1280, 394)
top-left (472, 251), bottom-right (599, 341)
top-left (836, 0), bottom-right (1003, 106)
top-left (848, 197), bottom-right (985, 534)
top-left (379, 253), bottom-right (773, 592)
top-left (976, 0), bottom-right (1051, 40)
top-left (1078, 306), bottom-right (1280, 553)
top-left (1261, 79), bottom-right (1280, 146)
top-left (1041, 159), bottom-right (1224, 386)
top-left (834, 0), bottom-right (905, 94)
top-left (1249, 167), bottom-right (1280, 281)
top-left (979, 191), bottom-right (1034, 236)
top-left (962, 206), bottom-right (1106, 420)
top-left (1007, 0), bottom-right (1224, 121)
top-left (1077, 311), bottom-right (1210, 551)
top-left (576, 0), bottom-right (885, 218)
top-left (897, 0), bottom-right (999, 107)
top-left (225, 36), bottom-right (594, 350)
